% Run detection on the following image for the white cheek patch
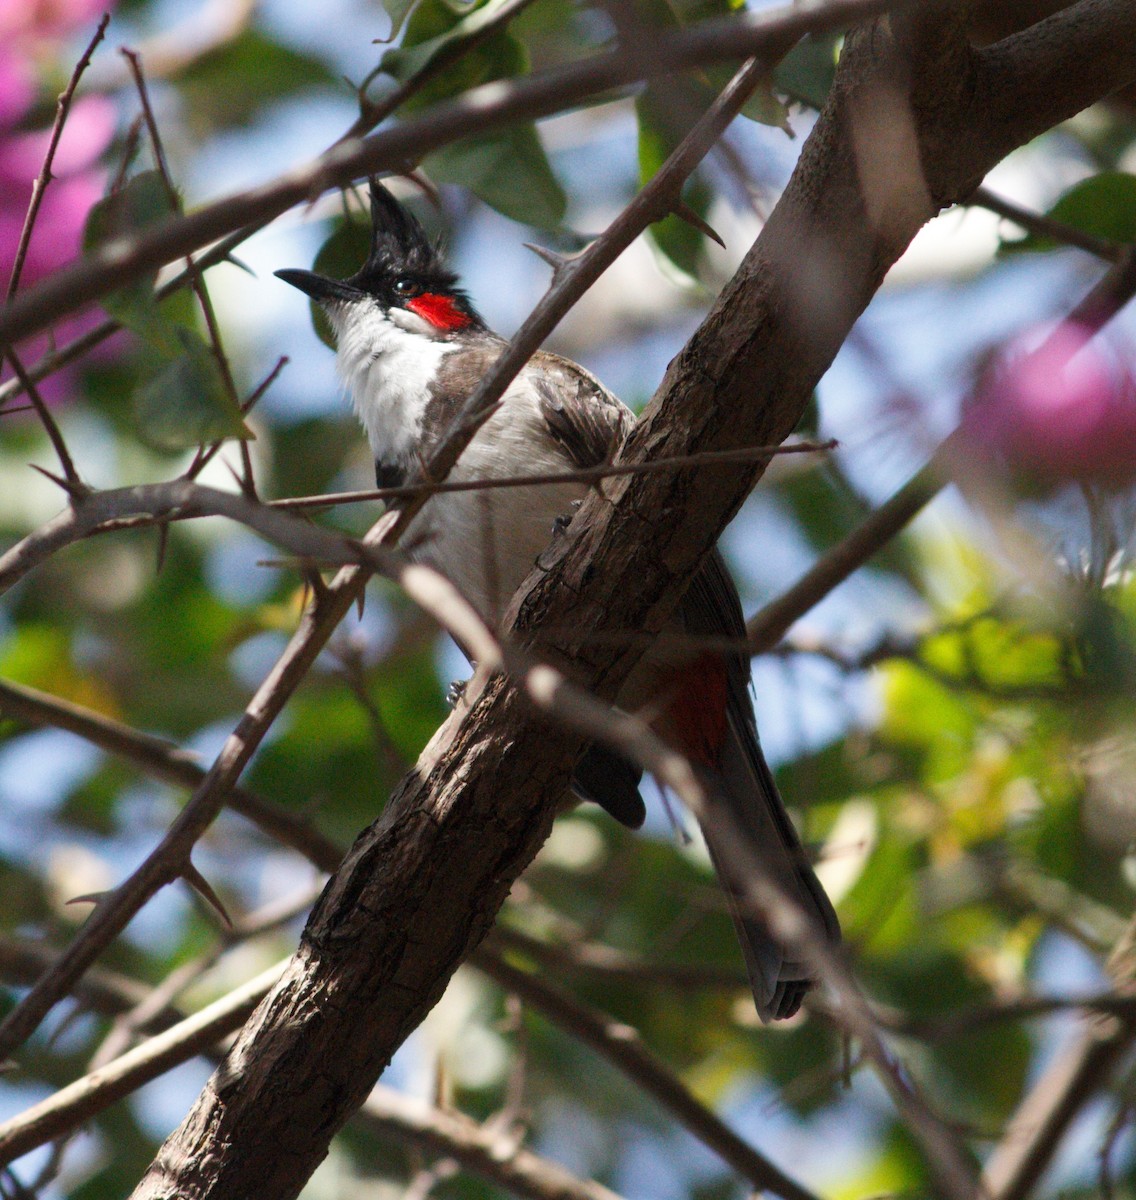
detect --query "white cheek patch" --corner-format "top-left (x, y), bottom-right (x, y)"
top-left (388, 306), bottom-right (437, 336)
top-left (330, 299), bottom-right (456, 465)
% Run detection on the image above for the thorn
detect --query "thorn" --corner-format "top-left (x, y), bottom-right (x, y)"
top-left (355, 588), bottom-right (366, 620)
top-left (66, 890), bottom-right (108, 907)
top-left (182, 860), bottom-right (233, 930)
top-left (523, 243), bottom-right (586, 284)
top-left (301, 565), bottom-right (330, 606)
top-left (29, 462), bottom-right (89, 500)
top-left (406, 170), bottom-right (441, 208)
top-left (672, 201), bottom-right (725, 249)
top-left (222, 253), bottom-right (256, 278)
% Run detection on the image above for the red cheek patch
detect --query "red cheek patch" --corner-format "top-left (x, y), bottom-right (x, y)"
top-left (407, 293), bottom-right (472, 331)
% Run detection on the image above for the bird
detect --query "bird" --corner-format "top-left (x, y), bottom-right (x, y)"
top-left (276, 180), bottom-right (840, 1020)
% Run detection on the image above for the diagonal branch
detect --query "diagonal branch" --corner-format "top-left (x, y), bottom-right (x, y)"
top-left (121, 8), bottom-right (1136, 1200)
top-left (981, 915), bottom-right (1136, 1200)
top-left (746, 241), bottom-right (1136, 653)
top-left (0, 677), bottom-right (343, 871)
top-left (476, 947), bottom-right (822, 1200)
top-left (5, 15), bottom-right (110, 300)
top-left (0, 0), bottom-right (918, 349)
top-left (0, 39), bottom-right (783, 1071)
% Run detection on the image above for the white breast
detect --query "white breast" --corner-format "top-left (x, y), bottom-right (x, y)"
top-left (405, 379), bottom-right (585, 626)
top-left (330, 305), bottom-right (586, 626)
top-left (330, 298), bottom-right (456, 465)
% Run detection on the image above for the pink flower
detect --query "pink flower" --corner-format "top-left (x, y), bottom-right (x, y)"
top-left (964, 324), bottom-right (1136, 489)
top-left (0, 4), bottom-right (117, 400)
top-left (0, 0), bottom-right (108, 44)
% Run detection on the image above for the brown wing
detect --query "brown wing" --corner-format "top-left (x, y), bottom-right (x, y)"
top-left (529, 351), bottom-right (633, 470)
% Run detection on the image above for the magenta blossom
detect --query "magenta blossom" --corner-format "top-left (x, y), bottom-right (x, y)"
top-left (0, 5), bottom-right (116, 400)
top-left (964, 323), bottom-right (1136, 490)
top-left (0, 0), bottom-right (108, 45)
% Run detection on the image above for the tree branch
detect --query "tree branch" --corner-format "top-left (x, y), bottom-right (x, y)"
top-left (118, 7), bottom-right (1136, 1199)
top-left (0, 677), bottom-right (344, 872)
top-left (476, 947), bottom-right (823, 1200)
top-left (0, 0), bottom-right (915, 349)
top-left (981, 914), bottom-right (1136, 1200)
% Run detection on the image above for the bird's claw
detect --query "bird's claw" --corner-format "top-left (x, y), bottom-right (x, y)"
top-left (552, 499), bottom-right (582, 537)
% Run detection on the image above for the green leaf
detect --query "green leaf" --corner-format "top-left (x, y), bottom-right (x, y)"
top-left (773, 34), bottom-right (840, 109)
top-left (425, 126), bottom-right (566, 229)
top-left (381, 0), bottom-right (524, 84)
top-left (378, 0), bottom-right (420, 41)
top-left (83, 171), bottom-right (177, 328)
top-left (637, 82), bottom-right (720, 276)
top-left (179, 31), bottom-right (338, 131)
top-left (380, 0), bottom-right (526, 107)
top-left (132, 328), bottom-right (251, 452)
top-left (1000, 171), bottom-right (1136, 254)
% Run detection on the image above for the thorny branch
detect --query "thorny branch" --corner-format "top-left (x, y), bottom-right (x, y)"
top-left (4, 15), bottom-right (110, 300)
top-left (0, 0), bottom-right (918, 348)
top-left (0, 48), bottom-right (785, 1071)
top-left (0, 930), bottom-right (633, 1200)
top-left (0, 680), bottom-right (816, 1200)
top-left (2, 0), bottom-right (1136, 1195)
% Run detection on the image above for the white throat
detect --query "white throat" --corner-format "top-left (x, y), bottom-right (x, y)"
top-left (328, 297), bottom-right (457, 464)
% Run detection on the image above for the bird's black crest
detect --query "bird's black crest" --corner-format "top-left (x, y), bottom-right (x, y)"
top-left (345, 180), bottom-right (484, 328)
top-left (350, 181), bottom-right (461, 296)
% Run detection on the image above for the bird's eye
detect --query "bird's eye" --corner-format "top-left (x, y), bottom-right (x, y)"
top-left (393, 278), bottom-right (418, 297)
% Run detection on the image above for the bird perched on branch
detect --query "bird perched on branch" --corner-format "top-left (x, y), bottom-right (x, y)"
top-left (277, 180), bottom-right (839, 1020)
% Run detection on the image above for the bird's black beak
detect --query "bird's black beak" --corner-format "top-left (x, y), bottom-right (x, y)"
top-left (274, 268), bottom-right (363, 305)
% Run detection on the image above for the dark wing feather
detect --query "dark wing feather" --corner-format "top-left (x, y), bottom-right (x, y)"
top-left (681, 550), bottom-right (840, 1018)
top-left (530, 352), bottom-right (633, 469)
top-left (526, 353), bottom-right (644, 825)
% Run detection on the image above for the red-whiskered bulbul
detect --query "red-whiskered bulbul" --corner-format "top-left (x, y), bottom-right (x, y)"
top-left (276, 182), bottom-right (839, 1020)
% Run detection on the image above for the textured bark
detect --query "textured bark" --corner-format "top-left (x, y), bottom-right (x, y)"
top-left (131, 4), bottom-right (1136, 1197)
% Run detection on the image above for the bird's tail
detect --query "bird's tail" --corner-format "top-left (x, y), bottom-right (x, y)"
top-left (662, 549), bottom-right (840, 1021)
top-left (703, 701), bottom-right (840, 1020)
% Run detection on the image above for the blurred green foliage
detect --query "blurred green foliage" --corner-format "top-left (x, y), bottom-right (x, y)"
top-left (3, 1), bottom-right (1136, 1199)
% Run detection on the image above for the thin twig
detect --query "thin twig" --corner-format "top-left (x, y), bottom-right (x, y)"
top-left (475, 947), bottom-right (823, 1200)
top-left (970, 185), bottom-right (1125, 263)
top-left (0, 934), bottom-right (630, 1200)
top-left (489, 925), bottom-right (750, 991)
top-left (0, 0), bottom-right (923, 348)
top-left (184, 355), bottom-right (286, 479)
top-left (3, 351), bottom-right (84, 494)
top-left (0, 677), bottom-right (343, 871)
top-left (746, 245), bottom-right (1136, 654)
top-left (5, 14), bottom-right (110, 300)
top-left (982, 915), bottom-right (1136, 1200)
top-left (272, 439), bottom-right (836, 511)
top-left (0, 964), bottom-right (286, 1165)
top-left (121, 49), bottom-right (253, 493)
